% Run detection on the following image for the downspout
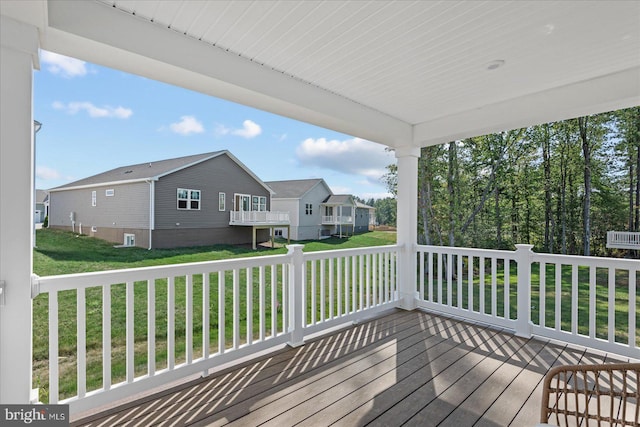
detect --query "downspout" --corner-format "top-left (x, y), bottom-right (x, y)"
top-left (147, 179), bottom-right (155, 250)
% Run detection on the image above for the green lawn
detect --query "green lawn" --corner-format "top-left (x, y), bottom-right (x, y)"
top-left (32, 228), bottom-right (397, 402)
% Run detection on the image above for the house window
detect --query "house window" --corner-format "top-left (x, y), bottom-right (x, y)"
top-left (177, 188), bottom-right (201, 210)
top-left (105, 189), bottom-right (114, 197)
top-left (91, 191), bottom-right (97, 207)
top-left (274, 229), bottom-right (283, 237)
top-left (124, 233), bottom-right (135, 247)
top-left (219, 192), bottom-right (225, 211)
top-left (252, 196), bottom-right (267, 211)
top-left (305, 203), bottom-right (313, 215)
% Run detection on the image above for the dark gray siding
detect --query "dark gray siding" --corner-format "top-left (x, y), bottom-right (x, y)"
top-left (153, 153), bottom-right (271, 247)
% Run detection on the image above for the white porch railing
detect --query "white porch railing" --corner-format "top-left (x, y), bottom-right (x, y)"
top-left (607, 231), bottom-right (640, 249)
top-left (321, 215), bottom-right (353, 224)
top-left (31, 244), bottom-right (399, 414)
top-left (229, 210), bottom-right (290, 224)
top-left (416, 244), bottom-right (638, 359)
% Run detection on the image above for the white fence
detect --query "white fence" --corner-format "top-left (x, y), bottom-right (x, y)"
top-left (607, 231), bottom-right (640, 249)
top-left (416, 244), bottom-right (639, 359)
top-left (229, 210), bottom-right (290, 224)
top-left (31, 244), bottom-right (399, 414)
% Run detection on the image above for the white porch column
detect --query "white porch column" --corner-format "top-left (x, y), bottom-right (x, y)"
top-left (0, 16), bottom-right (39, 403)
top-left (395, 146), bottom-right (421, 310)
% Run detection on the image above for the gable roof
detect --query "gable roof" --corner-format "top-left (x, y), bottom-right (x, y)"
top-left (50, 150), bottom-right (274, 194)
top-left (355, 201), bottom-right (375, 210)
top-left (265, 179), bottom-right (330, 199)
top-left (323, 194), bottom-right (355, 206)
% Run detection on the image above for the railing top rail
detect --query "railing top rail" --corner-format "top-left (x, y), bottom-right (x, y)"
top-left (416, 244), bottom-right (518, 259)
top-left (303, 244), bottom-right (400, 261)
top-left (35, 252), bottom-right (291, 294)
top-left (532, 252), bottom-right (640, 269)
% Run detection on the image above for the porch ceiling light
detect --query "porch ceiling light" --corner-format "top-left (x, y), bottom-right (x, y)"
top-left (486, 60), bottom-right (505, 71)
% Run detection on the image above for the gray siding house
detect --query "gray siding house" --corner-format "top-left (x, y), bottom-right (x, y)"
top-left (48, 151), bottom-right (280, 249)
top-left (266, 179), bottom-right (367, 240)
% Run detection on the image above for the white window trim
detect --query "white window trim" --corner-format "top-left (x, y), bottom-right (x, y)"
top-left (177, 188), bottom-right (201, 210)
top-left (219, 192), bottom-right (225, 211)
top-left (91, 190), bottom-right (97, 207)
top-left (105, 189), bottom-right (114, 197)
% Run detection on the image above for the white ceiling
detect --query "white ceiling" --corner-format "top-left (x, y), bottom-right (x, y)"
top-left (2, 0), bottom-right (639, 148)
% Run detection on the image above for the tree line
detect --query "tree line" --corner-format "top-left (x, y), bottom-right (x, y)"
top-left (366, 107), bottom-right (639, 257)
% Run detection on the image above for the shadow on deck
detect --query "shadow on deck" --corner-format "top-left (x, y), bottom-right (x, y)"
top-left (71, 310), bottom-right (635, 426)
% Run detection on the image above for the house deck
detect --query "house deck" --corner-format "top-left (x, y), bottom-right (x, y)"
top-left (70, 309), bottom-right (635, 427)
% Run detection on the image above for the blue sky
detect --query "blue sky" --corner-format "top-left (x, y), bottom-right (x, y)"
top-left (34, 51), bottom-right (395, 200)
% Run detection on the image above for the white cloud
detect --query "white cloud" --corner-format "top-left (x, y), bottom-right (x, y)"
top-left (296, 137), bottom-right (396, 185)
top-left (214, 120), bottom-right (262, 139)
top-left (169, 116), bottom-right (204, 135)
top-left (36, 166), bottom-right (62, 181)
top-left (232, 120), bottom-right (262, 138)
top-left (41, 51), bottom-right (89, 78)
top-left (53, 101), bottom-right (133, 119)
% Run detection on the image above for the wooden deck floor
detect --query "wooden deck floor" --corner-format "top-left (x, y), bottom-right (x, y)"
top-left (71, 309), bottom-right (636, 427)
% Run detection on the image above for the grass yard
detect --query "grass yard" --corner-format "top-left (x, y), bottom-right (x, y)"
top-left (32, 228), bottom-right (397, 402)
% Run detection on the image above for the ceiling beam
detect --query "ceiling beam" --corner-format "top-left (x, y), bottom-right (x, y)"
top-left (414, 66), bottom-right (640, 146)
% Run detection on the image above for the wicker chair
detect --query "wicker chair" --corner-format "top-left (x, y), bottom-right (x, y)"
top-left (539, 362), bottom-right (639, 426)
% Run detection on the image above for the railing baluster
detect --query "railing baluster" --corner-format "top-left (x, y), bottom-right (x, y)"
top-left (203, 273), bottom-right (210, 360)
top-left (419, 250), bottom-right (425, 302)
top-left (571, 265), bottom-right (578, 335)
top-left (437, 253), bottom-right (443, 305)
top-left (365, 254), bottom-right (370, 309)
top-left (337, 257), bottom-right (342, 316)
top-left (77, 287), bottom-right (86, 397)
top-left (186, 274), bottom-right (193, 363)
top-left (102, 286), bottom-right (111, 392)
top-left (589, 266), bottom-right (596, 339)
top-left (629, 270), bottom-right (636, 348)
top-left (126, 282), bottom-right (134, 383)
top-left (352, 255), bottom-right (357, 312)
top-left (329, 258), bottom-right (334, 317)
top-left (271, 264), bottom-right (277, 336)
top-left (447, 253), bottom-right (453, 306)
top-left (479, 256), bottom-right (485, 314)
top-left (504, 259), bottom-right (510, 320)
top-left (233, 269), bottom-right (239, 350)
top-left (310, 260), bottom-right (316, 324)
top-left (491, 258), bottom-right (497, 317)
top-left (246, 267), bottom-right (252, 346)
top-left (467, 255), bottom-right (473, 311)
top-left (345, 256), bottom-right (350, 312)
top-left (218, 273), bottom-right (225, 354)
top-left (539, 262), bottom-right (546, 327)
top-left (359, 255), bottom-right (364, 311)
top-left (168, 277), bottom-right (175, 368)
top-left (320, 259), bottom-right (325, 321)
top-left (608, 267), bottom-right (615, 343)
top-left (259, 266), bottom-right (265, 340)
top-left (282, 262), bottom-right (288, 334)
top-left (49, 290), bottom-right (59, 403)
top-left (457, 254), bottom-right (463, 309)
top-left (555, 263), bottom-right (561, 331)
top-left (427, 252), bottom-right (434, 302)
top-left (147, 279), bottom-right (155, 376)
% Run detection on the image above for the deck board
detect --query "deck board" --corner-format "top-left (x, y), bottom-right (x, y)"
top-left (71, 309), bottom-right (638, 427)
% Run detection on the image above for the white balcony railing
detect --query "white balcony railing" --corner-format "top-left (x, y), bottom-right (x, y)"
top-left (416, 245), bottom-right (638, 359)
top-left (607, 231), bottom-right (640, 249)
top-left (32, 244), bottom-right (399, 414)
top-left (31, 243), bottom-right (637, 416)
top-left (229, 210), bottom-right (290, 225)
top-left (322, 215), bottom-right (353, 224)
